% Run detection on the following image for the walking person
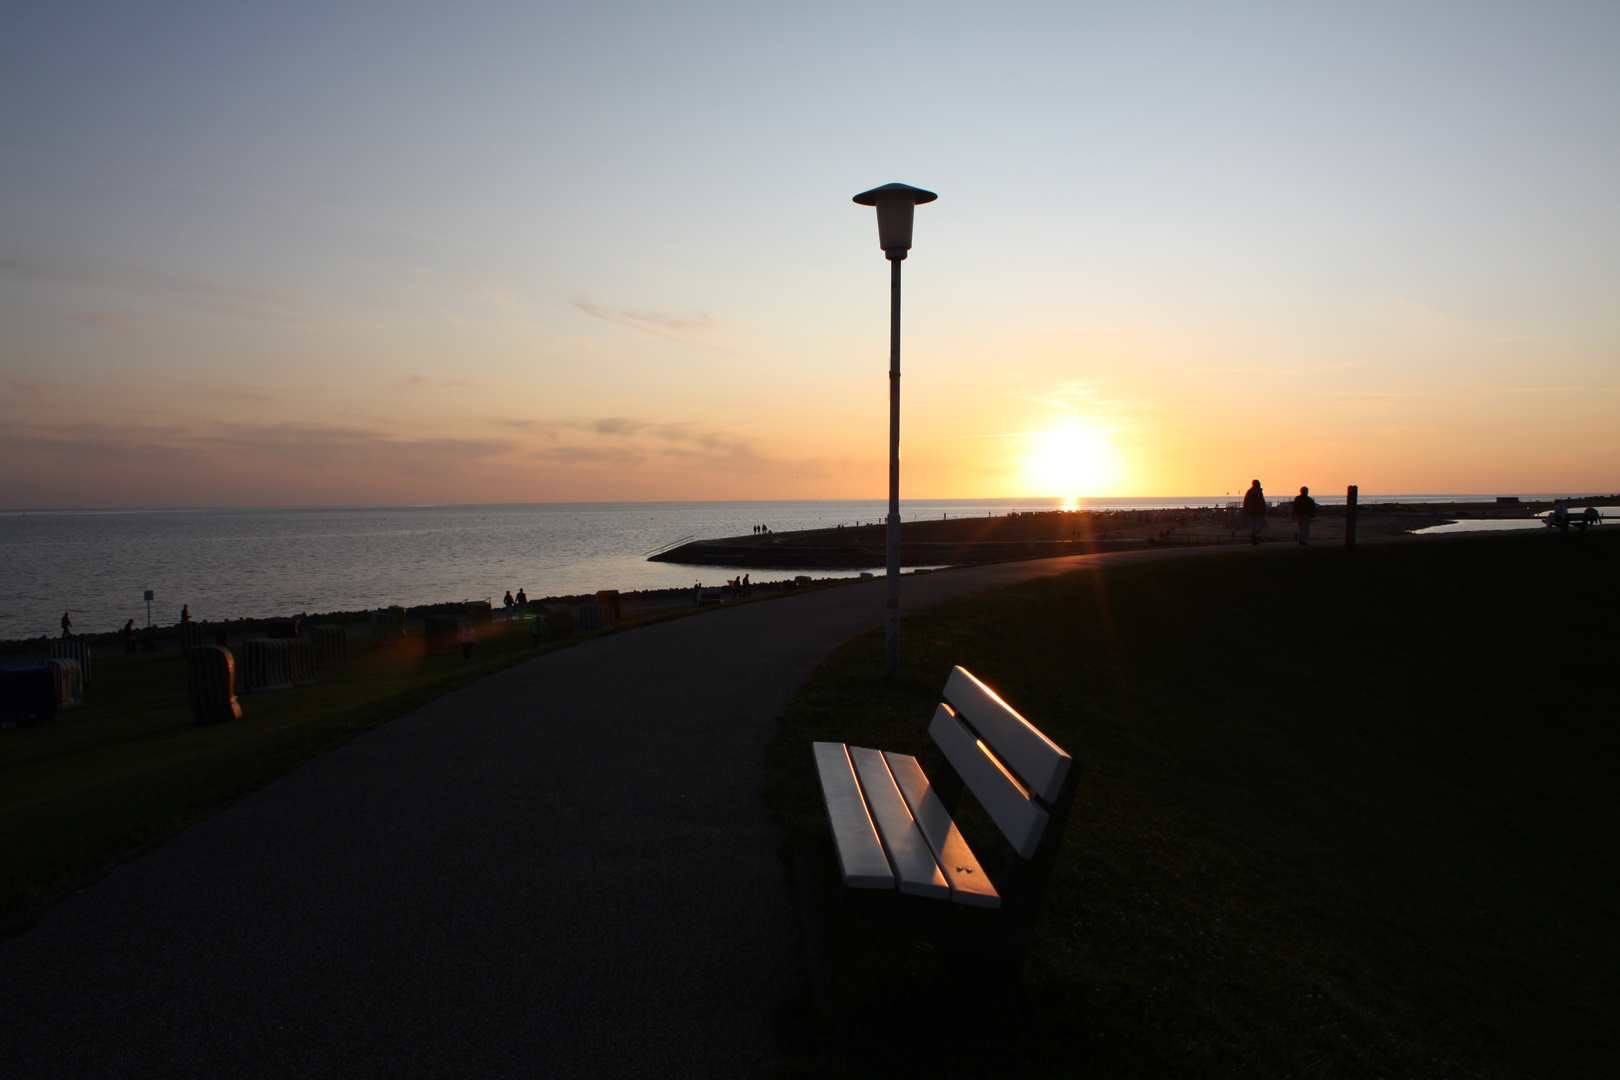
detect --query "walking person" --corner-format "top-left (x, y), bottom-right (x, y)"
top-left (1242, 480), bottom-right (1268, 546)
top-left (60, 611), bottom-right (72, 638)
top-left (122, 618), bottom-right (137, 655)
top-left (1292, 486), bottom-right (1317, 545)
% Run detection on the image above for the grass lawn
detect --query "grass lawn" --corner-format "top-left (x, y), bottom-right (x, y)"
top-left (766, 531), bottom-right (1617, 1079)
top-left (0, 609), bottom-right (690, 935)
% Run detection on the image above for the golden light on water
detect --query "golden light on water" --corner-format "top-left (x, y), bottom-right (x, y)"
top-left (1021, 428), bottom-right (1124, 500)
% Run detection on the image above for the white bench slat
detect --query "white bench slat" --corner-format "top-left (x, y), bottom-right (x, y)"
top-left (848, 747), bottom-right (950, 900)
top-left (944, 666), bottom-right (1072, 803)
top-left (928, 704), bottom-right (1050, 859)
top-left (883, 752), bottom-right (1000, 908)
top-left (812, 741), bottom-right (895, 889)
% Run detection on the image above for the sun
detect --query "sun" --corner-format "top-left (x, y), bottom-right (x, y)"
top-left (1021, 428), bottom-right (1123, 498)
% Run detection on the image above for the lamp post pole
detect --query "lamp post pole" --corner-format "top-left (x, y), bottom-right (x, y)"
top-left (854, 182), bottom-right (937, 678)
top-left (886, 254), bottom-right (902, 676)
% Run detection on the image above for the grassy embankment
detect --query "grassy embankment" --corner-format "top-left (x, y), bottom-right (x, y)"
top-left (0, 608), bottom-right (695, 935)
top-left (767, 530), bottom-right (1617, 1079)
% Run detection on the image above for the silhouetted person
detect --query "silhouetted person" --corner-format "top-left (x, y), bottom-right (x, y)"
top-left (181, 604), bottom-right (191, 623)
top-left (1292, 486), bottom-right (1317, 546)
top-left (60, 611), bottom-right (72, 637)
top-left (503, 590), bottom-right (514, 610)
top-left (743, 573), bottom-right (750, 597)
top-left (1550, 501), bottom-right (1569, 534)
top-left (122, 618), bottom-right (137, 655)
top-left (1242, 480), bottom-right (1267, 545)
top-left (516, 588), bottom-right (528, 605)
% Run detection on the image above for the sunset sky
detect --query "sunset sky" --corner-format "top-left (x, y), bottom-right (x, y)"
top-left (3, 2), bottom-right (1616, 509)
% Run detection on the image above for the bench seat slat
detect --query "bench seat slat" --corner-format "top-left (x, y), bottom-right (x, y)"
top-left (928, 704), bottom-right (1050, 859)
top-left (944, 666), bottom-right (1072, 803)
top-left (812, 742), bottom-right (894, 889)
top-left (849, 748), bottom-right (950, 900)
top-left (883, 752), bottom-right (1000, 908)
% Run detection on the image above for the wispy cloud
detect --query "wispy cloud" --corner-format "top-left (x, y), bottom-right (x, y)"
top-left (1006, 378), bottom-right (1149, 414)
top-left (67, 310), bottom-right (168, 334)
top-left (495, 414), bottom-right (767, 466)
top-left (1190, 366), bottom-right (1298, 375)
top-left (199, 384), bottom-right (330, 404)
top-left (573, 299), bottom-right (714, 334)
top-left (571, 295), bottom-right (754, 360)
top-left (400, 374), bottom-right (478, 389)
top-left (0, 420), bottom-right (515, 479)
top-left (1, 255), bottom-right (330, 328)
top-left (1489, 386), bottom-right (1620, 394)
top-left (0, 380), bottom-right (49, 406)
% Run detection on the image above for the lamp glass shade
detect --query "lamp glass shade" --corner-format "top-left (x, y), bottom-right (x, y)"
top-left (852, 183), bottom-right (938, 260)
top-left (874, 192), bottom-right (915, 255)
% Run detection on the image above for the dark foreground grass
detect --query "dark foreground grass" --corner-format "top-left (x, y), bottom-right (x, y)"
top-left (766, 531), bottom-right (1618, 1079)
top-left (0, 610), bottom-right (693, 935)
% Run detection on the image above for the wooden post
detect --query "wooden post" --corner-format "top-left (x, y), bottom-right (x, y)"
top-left (1345, 484), bottom-right (1358, 548)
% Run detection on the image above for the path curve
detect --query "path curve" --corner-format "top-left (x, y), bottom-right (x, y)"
top-left (0, 545), bottom-right (1237, 1078)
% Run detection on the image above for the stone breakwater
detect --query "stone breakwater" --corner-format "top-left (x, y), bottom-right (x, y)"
top-left (648, 498), bottom-right (1620, 570)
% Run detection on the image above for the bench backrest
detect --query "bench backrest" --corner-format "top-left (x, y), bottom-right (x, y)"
top-left (928, 666), bottom-right (1073, 860)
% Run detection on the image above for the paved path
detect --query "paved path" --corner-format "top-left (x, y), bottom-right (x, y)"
top-left (0, 546), bottom-right (1232, 1078)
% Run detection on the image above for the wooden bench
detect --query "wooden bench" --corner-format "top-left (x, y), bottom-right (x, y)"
top-left (813, 666), bottom-right (1079, 925)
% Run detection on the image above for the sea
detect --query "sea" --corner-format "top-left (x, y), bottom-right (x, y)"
top-left (0, 495), bottom-right (1607, 640)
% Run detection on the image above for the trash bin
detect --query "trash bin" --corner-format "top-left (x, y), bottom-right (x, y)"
top-left (369, 608), bottom-right (400, 647)
top-left (424, 615), bottom-right (460, 654)
top-left (267, 616), bottom-right (304, 639)
top-left (540, 603), bottom-right (575, 639)
top-left (0, 665), bottom-right (57, 728)
top-left (184, 646), bottom-right (242, 723)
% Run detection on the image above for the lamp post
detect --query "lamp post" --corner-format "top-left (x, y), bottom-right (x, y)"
top-left (853, 182), bottom-right (937, 677)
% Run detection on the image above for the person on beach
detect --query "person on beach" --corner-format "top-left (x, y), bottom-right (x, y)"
top-left (503, 590), bottom-right (514, 611)
top-left (1242, 480), bottom-right (1267, 545)
top-left (1292, 486), bottom-right (1317, 545)
top-left (60, 611), bottom-right (72, 637)
top-left (122, 618), bottom-right (137, 655)
top-left (743, 573), bottom-right (751, 598)
top-left (181, 604), bottom-right (190, 623)
top-left (516, 588), bottom-right (528, 605)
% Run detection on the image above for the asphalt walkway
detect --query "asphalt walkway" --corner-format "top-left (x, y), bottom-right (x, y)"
top-left (0, 546), bottom-right (1231, 1078)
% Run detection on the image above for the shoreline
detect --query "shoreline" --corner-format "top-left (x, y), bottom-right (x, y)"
top-left (0, 572), bottom-right (873, 657)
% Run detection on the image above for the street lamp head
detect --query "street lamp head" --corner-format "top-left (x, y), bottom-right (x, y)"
top-left (853, 182), bottom-right (937, 260)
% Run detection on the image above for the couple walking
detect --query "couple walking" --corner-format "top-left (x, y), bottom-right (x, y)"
top-left (1242, 480), bottom-right (1317, 546)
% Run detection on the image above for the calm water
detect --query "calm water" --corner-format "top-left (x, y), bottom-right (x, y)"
top-left (1, 495), bottom-right (1605, 639)
top-left (0, 498), bottom-right (1141, 639)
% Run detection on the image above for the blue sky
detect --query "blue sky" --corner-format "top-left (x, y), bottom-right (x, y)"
top-left (3, 1), bottom-right (1617, 506)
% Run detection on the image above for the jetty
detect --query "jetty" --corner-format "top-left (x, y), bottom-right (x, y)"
top-left (648, 497), bottom-right (1619, 570)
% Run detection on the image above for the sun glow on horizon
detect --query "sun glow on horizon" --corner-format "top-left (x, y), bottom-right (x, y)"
top-left (1020, 428), bottom-right (1125, 500)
